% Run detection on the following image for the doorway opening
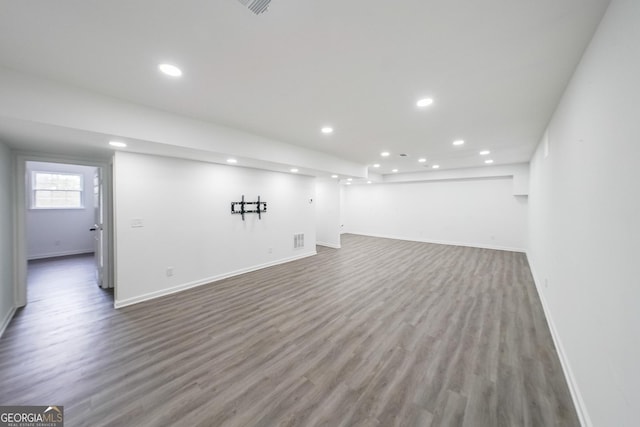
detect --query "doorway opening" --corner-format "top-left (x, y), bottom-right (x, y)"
top-left (16, 157), bottom-right (114, 308)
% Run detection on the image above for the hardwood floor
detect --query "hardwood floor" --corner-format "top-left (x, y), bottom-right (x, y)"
top-left (0, 235), bottom-right (579, 426)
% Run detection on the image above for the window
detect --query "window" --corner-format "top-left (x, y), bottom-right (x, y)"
top-left (32, 171), bottom-right (84, 209)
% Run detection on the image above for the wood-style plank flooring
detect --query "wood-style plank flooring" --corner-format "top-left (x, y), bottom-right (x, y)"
top-left (0, 235), bottom-right (579, 426)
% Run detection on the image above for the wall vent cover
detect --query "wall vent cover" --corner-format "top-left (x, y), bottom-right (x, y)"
top-left (293, 233), bottom-right (304, 249)
top-left (236, 0), bottom-right (271, 15)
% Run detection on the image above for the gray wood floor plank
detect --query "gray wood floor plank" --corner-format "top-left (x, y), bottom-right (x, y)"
top-left (0, 235), bottom-right (580, 426)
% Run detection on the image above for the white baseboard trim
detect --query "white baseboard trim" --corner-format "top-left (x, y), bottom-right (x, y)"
top-left (316, 241), bottom-right (341, 249)
top-left (114, 251), bottom-right (317, 309)
top-left (346, 231), bottom-right (525, 253)
top-left (0, 306), bottom-right (17, 339)
top-left (526, 252), bottom-right (591, 427)
top-left (28, 249), bottom-right (94, 261)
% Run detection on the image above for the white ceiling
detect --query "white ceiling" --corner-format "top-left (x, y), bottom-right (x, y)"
top-left (0, 0), bottom-right (610, 174)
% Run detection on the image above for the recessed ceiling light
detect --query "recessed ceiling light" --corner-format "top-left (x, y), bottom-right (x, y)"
top-left (432, 165), bottom-right (440, 169)
top-left (392, 169), bottom-right (398, 173)
top-left (479, 150), bottom-right (491, 156)
top-left (372, 163), bottom-right (381, 168)
top-left (418, 158), bottom-right (427, 163)
top-left (416, 98), bottom-right (434, 108)
top-left (346, 182), bottom-right (352, 185)
top-left (290, 168), bottom-right (299, 173)
top-left (158, 63), bottom-right (182, 77)
top-left (226, 158), bottom-right (237, 164)
top-left (331, 174), bottom-right (338, 178)
top-left (485, 159), bottom-right (494, 164)
top-left (453, 139), bottom-right (465, 146)
top-left (347, 178), bottom-right (353, 181)
top-left (109, 141), bottom-right (127, 148)
top-left (381, 151), bottom-right (390, 157)
top-left (367, 181), bottom-right (372, 184)
top-left (321, 126), bottom-right (334, 134)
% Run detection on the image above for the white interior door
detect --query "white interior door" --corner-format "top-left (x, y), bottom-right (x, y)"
top-left (92, 168), bottom-right (105, 288)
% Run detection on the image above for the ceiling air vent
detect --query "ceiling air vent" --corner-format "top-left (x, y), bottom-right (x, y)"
top-left (236, 0), bottom-right (271, 15)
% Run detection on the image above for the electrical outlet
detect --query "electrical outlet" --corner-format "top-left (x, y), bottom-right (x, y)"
top-left (54, 240), bottom-right (61, 246)
top-left (268, 247), bottom-right (273, 254)
top-left (166, 267), bottom-right (174, 277)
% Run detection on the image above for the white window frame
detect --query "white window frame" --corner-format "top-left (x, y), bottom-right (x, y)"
top-left (30, 171), bottom-right (85, 210)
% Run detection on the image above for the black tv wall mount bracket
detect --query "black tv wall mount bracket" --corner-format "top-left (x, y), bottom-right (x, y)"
top-left (231, 195), bottom-right (268, 220)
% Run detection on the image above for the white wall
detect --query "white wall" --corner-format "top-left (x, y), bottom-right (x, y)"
top-left (0, 141), bottom-right (15, 337)
top-left (344, 175), bottom-right (528, 252)
top-left (339, 186), bottom-right (347, 234)
top-left (25, 162), bottom-right (96, 259)
top-left (528, 1), bottom-right (639, 426)
top-left (114, 151), bottom-right (317, 307)
top-left (315, 179), bottom-right (341, 248)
